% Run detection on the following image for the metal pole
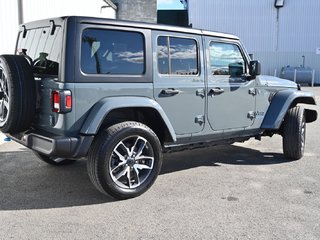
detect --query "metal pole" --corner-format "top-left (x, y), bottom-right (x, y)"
top-left (274, 68), bottom-right (277, 77)
top-left (17, 0), bottom-right (24, 25)
top-left (294, 69), bottom-right (297, 83)
top-left (276, 8), bottom-right (280, 51)
top-left (312, 69), bottom-right (315, 87)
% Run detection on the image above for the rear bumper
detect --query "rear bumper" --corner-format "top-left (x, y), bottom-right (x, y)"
top-left (8, 130), bottom-right (94, 158)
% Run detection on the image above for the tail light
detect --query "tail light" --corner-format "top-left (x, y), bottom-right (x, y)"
top-left (51, 90), bottom-right (72, 113)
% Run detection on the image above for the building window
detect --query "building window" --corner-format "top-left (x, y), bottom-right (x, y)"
top-left (81, 29), bottom-right (145, 75)
top-left (209, 42), bottom-right (245, 77)
top-left (157, 36), bottom-right (198, 75)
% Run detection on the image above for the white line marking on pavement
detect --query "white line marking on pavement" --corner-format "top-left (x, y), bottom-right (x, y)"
top-left (0, 133), bottom-right (7, 145)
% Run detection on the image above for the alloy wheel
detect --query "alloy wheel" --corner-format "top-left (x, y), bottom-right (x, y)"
top-left (109, 135), bottom-right (154, 189)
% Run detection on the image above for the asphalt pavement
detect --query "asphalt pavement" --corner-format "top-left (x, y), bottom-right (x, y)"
top-left (0, 87), bottom-right (319, 240)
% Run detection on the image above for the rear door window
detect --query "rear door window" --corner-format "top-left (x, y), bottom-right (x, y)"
top-left (157, 36), bottom-right (198, 75)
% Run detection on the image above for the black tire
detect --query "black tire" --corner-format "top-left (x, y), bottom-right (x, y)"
top-left (0, 55), bottom-right (36, 134)
top-left (87, 121), bottom-right (163, 200)
top-left (282, 106), bottom-right (306, 160)
top-left (33, 151), bottom-right (76, 166)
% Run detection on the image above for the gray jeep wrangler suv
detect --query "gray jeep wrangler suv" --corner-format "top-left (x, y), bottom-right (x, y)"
top-left (0, 16), bottom-right (317, 199)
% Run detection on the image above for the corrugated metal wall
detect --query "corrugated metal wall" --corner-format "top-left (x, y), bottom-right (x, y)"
top-left (189, 0), bottom-right (277, 51)
top-left (279, 0), bottom-right (319, 52)
top-left (188, 0), bottom-right (320, 84)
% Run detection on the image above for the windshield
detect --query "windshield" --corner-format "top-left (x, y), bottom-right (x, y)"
top-left (16, 26), bottom-right (62, 76)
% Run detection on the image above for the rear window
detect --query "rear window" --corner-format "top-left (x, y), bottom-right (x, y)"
top-left (81, 29), bottom-right (145, 75)
top-left (16, 27), bottom-right (62, 76)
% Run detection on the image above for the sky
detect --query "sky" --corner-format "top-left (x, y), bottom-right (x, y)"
top-left (157, 0), bottom-right (184, 10)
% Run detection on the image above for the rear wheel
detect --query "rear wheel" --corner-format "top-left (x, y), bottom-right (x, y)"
top-left (282, 106), bottom-right (306, 160)
top-left (0, 55), bottom-right (36, 133)
top-left (33, 151), bottom-right (76, 166)
top-left (87, 121), bottom-right (162, 200)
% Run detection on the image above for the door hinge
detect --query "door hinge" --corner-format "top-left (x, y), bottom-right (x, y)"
top-left (195, 115), bottom-right (205, 125)
top-left (196, 89), bottom-right (205, 98)
top-left (249, 88), bottom-right (257, 96)
top-left (247, 111), bottom-right (256, 120)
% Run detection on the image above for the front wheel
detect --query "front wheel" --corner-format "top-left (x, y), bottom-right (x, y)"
top-left (87, 121), bottom-right (163, 200)
top-left (282, 106), bottom-right (306, 160)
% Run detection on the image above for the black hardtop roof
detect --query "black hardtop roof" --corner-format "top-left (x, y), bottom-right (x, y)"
top-left (21, 16), bottom-right (239, 40)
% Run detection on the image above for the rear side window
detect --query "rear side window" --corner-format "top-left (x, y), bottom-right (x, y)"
top-left (157, 36), bottom-right (198, 75)
top-left (16, 27), bottom-right (62, 76)
top-left (81, 29), bottom-right (145, 75)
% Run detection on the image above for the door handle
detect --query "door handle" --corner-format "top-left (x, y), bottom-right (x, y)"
top-left (160, 88), bottom-right (182, 96)
top-left (209, 87), bottom-right (225, 95)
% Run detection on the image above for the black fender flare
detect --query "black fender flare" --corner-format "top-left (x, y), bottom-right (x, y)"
top-left (80, 96), bottom-right (177, 142)
top-left (261, 89), bottom-right (317, 129)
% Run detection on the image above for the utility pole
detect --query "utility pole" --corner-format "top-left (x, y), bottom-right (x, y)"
top-left (102, 0), bottom-right (117, 11)
top-left (17, 0), bottom-right (23, 24)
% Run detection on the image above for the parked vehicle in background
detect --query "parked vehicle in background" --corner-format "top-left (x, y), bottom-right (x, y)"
top-left (0, 16), bottom-right (317, 199)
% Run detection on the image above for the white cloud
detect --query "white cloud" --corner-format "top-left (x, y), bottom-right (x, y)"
top-left (158, 43), bottom-right (197, 60)
top-left (116, 51), bottom-right (144, 63)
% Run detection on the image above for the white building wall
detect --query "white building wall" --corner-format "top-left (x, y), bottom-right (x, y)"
top-left (22, 0), bottom-right (116, 23)
top-left (188, 0), bottom-right (320, 84)
top-left (0, 1), bottom-right (19, 54)
top-left (0, 0), bottom-right (115, 55)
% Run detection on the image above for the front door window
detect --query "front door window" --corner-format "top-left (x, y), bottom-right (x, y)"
top-left (209, 42), bottom-right (246, 83)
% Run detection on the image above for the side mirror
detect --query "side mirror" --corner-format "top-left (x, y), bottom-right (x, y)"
top-left (229, 62), bottom-right (244, 77)
top-left (249, 60), bottom-right (261, 77)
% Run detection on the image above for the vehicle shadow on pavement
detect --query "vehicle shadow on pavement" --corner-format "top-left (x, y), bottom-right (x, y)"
top-left (161, 144), bottom-right (292, 175)
top-left (0, 151), bottom-right (114, 211)
top-left (0, 144), bottom-right (291, 211)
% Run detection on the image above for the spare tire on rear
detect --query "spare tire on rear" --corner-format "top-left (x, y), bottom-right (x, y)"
top-left (0, 55), bottom-right (36, 134)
